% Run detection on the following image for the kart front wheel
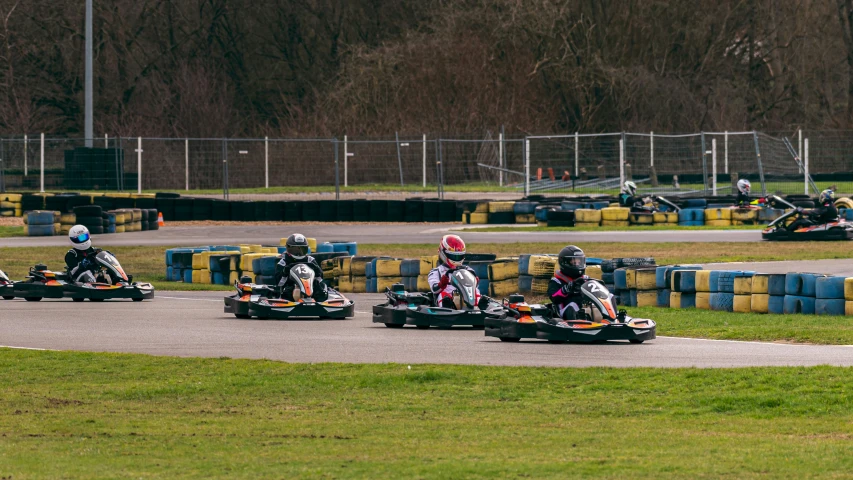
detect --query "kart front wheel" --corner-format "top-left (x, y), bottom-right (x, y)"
top-left (629, 339), bottom-right (644, 344)
top-left (24, 297), bottom-right (42, 302)
top-left (384, 323), bottom-right (404, 328)
top-left (499, 337), bottom-right (520, 342)
top-left (2, 296), bottom-right (13, 301)
top-left (235, 314), bottom-right (251, 319)
top-left (415, 325), bottom-right (430, 330)
top-left (90, 298), bottom-right (104, 302)
top-left (72, 298), bottom-right (84, 302)
top-left (132, 298), bottom-right (143, 302)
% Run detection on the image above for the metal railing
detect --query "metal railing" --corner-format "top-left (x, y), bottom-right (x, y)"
top-left (0, 130), bottom-right (849, 198)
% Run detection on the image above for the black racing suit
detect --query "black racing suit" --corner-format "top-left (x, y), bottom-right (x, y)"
top-left (789, 203), bottom-right (838, 231)
top-left (547, 271), bottom-right (589, 320)
top-left (65, 247), bottom-right (102, 283)
top-left (620, 193), bottom-right (655, 213)
top-left (274, 255), bottom-right (328, 301)
top-left (736, 191), bottom-right (751, 207)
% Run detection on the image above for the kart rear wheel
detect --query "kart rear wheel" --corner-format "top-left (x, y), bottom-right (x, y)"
top-left (90, 298), bottom-right (104, 302)
top-left (24, 297), bottom-right (42, 302)
top-left (548, 340), bottom-right (567, 344)
top-left (471, 325), bottom-right (485, 330)
top-left (72, 298), bottom-right (84, 302)
top-left (415, 325), bottom-right (430, 329)
top-left (499, 337), bottom-right (520, 342)
top-left (235, 314), bottom-right (251, 319)
top-left (2, 296), bottom-right (13, 301)
top-left (132, 298), bottom-right (143, 302)
top-left (629, 339), bottom-right (644, 344)
top-left (384, 323), bottom-right (404, 328)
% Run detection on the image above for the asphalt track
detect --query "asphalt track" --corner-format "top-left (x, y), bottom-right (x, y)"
top-left (0, 223), bottom-right (765, 247)
top-left (3, 291), bottom-right (853, 367)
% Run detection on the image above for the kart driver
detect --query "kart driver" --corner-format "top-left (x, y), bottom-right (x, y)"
top-left (274, 233), bottom-right (328, 301)
top-left (65, 225), bottom-right (103, 283)
top-left (547, 245), bottom-right (589, 320)
top-left (789, 189), bottom-right (838, 231)
top-left (734, 179), bottom-right (766, 208)
top-left (428, 234), bottom-right (488, 309)
top-left (619, 181), bottom-right (655, 213)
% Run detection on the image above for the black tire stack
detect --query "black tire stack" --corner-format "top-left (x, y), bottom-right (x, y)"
top-left (73, 205), bottom-right (105, 234)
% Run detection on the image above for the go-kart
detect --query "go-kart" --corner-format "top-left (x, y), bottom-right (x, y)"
top-left (9, 251), bottom-right (154, 302)
top-left (372, 268), bottom-right (506, 329)
top-left (0, 269), bottom-right (14, 300)
top-left (484, 280), bottom-right (656, 343)
top-left (227, 264), bottom-right (354, 320)
top-left (761, 195), bottom-right (853, 241)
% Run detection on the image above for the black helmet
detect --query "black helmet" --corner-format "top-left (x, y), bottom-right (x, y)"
top-left (558, 245), bottom-right (586, 277)
top-left (285, 233), bottom-right (309, 261)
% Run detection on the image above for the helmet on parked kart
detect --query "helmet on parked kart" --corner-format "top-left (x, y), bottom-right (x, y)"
top-left (69, 225), bottom-right (91, 250)
top-left (558, 245), bottom-right (586, 277)
top-left (284, 233), bottom-right (310, 261)
top-left (622, 181), bottom-right (637, 197)
top-left (438, 234), bottom-right (466, 269)
top-left (737, 179), bottom-right (751, 195)
top-left (819, 189), bottom-right (834, 205)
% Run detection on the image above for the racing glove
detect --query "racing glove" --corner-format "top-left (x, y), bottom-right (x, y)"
top-left (438, 274), bottom-right (450, 291)
top-left (80, 257), bottom-right (96, 272)
top-left (560, 280), bottom-right (574, 296)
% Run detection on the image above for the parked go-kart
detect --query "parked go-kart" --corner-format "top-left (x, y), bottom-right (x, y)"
top-left (762, 195), bottom-right (853, 241)
top-left (9, 251), bottom-right (154, 302)
top-left (0, 269), bottom-right (13, 300)
top-left (631, 195), bottom-right (681, 214)
top-left (226, 263), bottom-right (354, 320)
top-left (372, 268), bottom-right (506, 329)
top-left (485, 280), bottom-right (656, 343)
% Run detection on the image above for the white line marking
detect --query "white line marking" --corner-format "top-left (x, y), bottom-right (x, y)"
top-left (159, 296), bottom-right (223, 302)
top-left (659, 336), bottom-right (853, 347)
top-left (0, 345), bottom-right (48, 351)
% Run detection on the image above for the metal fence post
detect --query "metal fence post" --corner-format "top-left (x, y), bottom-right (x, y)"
top-left (265, 136), bottom-right (269, 189)
top-left (524, 137), bottom-right (530, 197)
top-left (39, 133), bottom-right (44, 193)
top-left (23, 134), bottom-right (27, 176)
top-left (422, 134), bottom-right (427, 188)
top-left (498, 131), bottom-right (504, 187)
top-left (798, 129), bottom-right (803, 172)
top-left (574, 131), bottom-right (579, 177)
top-left (752, 131), bottom-right (766, 196)
top-left (343, 135), bottom-right (348, 188)
top-left (185, 138), bottom-right (189, 191)
top-left (618, 135), bottom-right (625, 187)
top-left (334, 138), bottom-right (340, 201)
top-left (136, 137), bottom-right (142, 194)
top-left (104, 134), bottom-right (108, 148)
top-left (700, 132), bottom-right (708, 195)
top-left (712, 139), bottom-right (717, 196)
top-left (724, 131), bottom-right (729, 174)
top-left (222, 139), bottom-right (229, 200)
top-left (650, 131), bottom-right (654, 169)
top-left (436, 138), bottom-right (444, 199)
top-left (804, 138), bottom-right (809, 195)
top-left (395, 131), bottom-right (404, 187)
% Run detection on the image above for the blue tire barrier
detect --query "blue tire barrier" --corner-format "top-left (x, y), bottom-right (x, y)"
top-left (655, 266), bottom-right (668, 289)
top-left (367, 277), bottom-right (377, 293)
top-left (709, 292), bottom-right (735, 312)
top-left (677, 208), bottom-right (705, 225)
top-left (260, 257), bottom-right (279, 277)
top-left (27, 224), bottom-right (55, 236)
top-left (657, 289), bottom-right (671, 307)
top-left (815, 276), bottom-right (846, 299)
top-left (316, 242), bottom-right (335, 254)
top-left (629, 289), bottom-right (638, 307)
top-left (712, 271), bottom-right (754, 293)
top-left (707, 203), bottom-right (731, 209)
top-left (815, 298), bottom-right (847, 316)
top-left (478, 279), bottom-right (490, 296)
top-left (166, 266), bottom-right (173, 282)
top-left (681, 220), bottom-right (704, 226)
top-left (674, 270), bottom-right (697, 293)
top-left (683, 198), bottom-right (708, 209)
top-left (402, 276), bottom-right (416, 291)
top-left (365, 259), bottom-right (378, 278)
top-left (767, 274), bottom-right (787, 296)
top-left (846, 209), bottom-right (853, 221)
top-left (211, 272), bottom-right (225, 285)
top-left (518, 275), bottom-right (533, 292)
top-left (602, 272), bottom-right (615, 284)
top-left (400, 259), bottom-right (419, 277)
top-left (767, 295), bottom-right (785, 314)
top-left (332, 242), bottom-right (358, 255)
top-left (106, 224), bottom-right (116, 234)
top-left (783, 295), bottom-right (816, 315)
top-left (614, 269), bottom-right (628, 290)
top-left (561, 201), bottom-right (584, 211)
top-left (469, 261), bottom-right (491, 279)
top-left (183, 269), bottom-right (193, 283)
top-left (513, 201), bottom-right (537, 214)
top-left (27, 211), bottom-right (55, 225)
top-left (708, 271), bottom-right (723, 292)
top-left (785, 273), bottom-right (824, 297)
top-left (518, 254), bottom-right (531, 275)
top-left (678, 292), bottom-right (697, 308)
top-left (758, 208), bottom-right (784, 223)
top-left (251, 257), bottom-right (263, 275)
top-left (586, 257), bottom-right (603, 266)
top-left (589, 201), bottom-right (610, 210)
top-left (668, 266), bottom-right (702, 290)
top-left (534, 206), bottom-right (554, 221)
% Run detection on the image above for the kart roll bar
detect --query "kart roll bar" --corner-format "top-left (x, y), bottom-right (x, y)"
top-left (655, 196), bottom-right (681, 212)
top-left (766, 195), bottom-right (797, 228)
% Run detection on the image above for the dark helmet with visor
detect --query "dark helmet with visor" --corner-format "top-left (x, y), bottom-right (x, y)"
top-left (558, 245), bottom-right (586, 277)
top-left (285, 233), bottom-right (310, 261)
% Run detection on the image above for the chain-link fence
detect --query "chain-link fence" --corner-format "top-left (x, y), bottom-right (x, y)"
top-left (0, 130), bottom-right (850, 198)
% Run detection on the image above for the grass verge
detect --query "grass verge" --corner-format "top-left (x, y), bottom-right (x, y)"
top-left (1, 349), bottom-right (852, 478)
top-left (464, 224), bottom-right (764, 232)
top-left (0, 226), bottom-right (24, 237)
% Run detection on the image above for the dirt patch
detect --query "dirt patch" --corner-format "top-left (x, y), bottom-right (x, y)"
top-left (0, 217), bottom-right (24, 227)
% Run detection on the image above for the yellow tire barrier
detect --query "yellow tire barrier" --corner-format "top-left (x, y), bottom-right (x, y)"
top-left (0, 194), bottom-right (22, 202)
top-left (629, 214), bottom-right (654, 225)
top-left (751, 294), bottom-right (769, 313)
top-left (337, 276), bottom-right (353, 293)
top-left (192, 251), bottom-right (213, 270)
top-left (733, 294), bottom-right (752, 313)
top-left (340, 256), bottom-right (352, 276)
top-left (115, 225), bottom-right (126, 233)
top-left (706, 219), bottom-right (732, 227)
top-left (586, 265), bottom-right (603, 280)
top-left (489, 259), bottom-right (519, 282)
top-left (417, 275), bottom-right (430, 292)
top-left (847, 301), bottom-right (853, 316)
top-left (635, 269), bottom-right (657, 290)
top-left (695, 271), bottom-right (711, 292)
top-left (515, 214), bottom-right (535, 224)
top-left (576, 221), bottom-right (601, 227)
top-left (352, 276), bottom-right (367, 293)
top-left (705, 208), bottom-right (732, 220)
top-left (468, 212), bottom-right (489, 224)
top-left (670, 291), bottom-right (682, 309)
top-left (845, 278), bottom-right (853, 301)
top-left (636, 290), bottom-right (658, 307)
top-left (59, 213), bottom-right (76, 224)
top-left (530, 255), bottom-right (557, 278)
top-left (377, 276), bottom-right (404, 292)
top-left (733, 277), bottom-right (753, 295)
top-left (490, 279), bottom-right (518, 297)
top-left (419, 256), bottom-right (438, 275)
top-left (601, 220), bottom-right (629, 227)
top-left (696, 292), bottom-right (711, 310)
top-left (752, 274), bottom-right (769, 294)
top-left (0, 201), bottom-right (18, 209)
top-left (488, 201), bottom-right (515, 213)
top-left (575, 209), bottom-right (602, 224)
top-left (731, 209), bottom-right (758, 222)
top-left (536, 220), bottom-right (548, 227)
top-left (375, 259), bottom-right (403, 277)
top-left (53, 223), bottom-right (60, 235)
top-left (625, 269), bottom-right (638, 289)
top-left (601, 207), bottom-right (630, 221)
top-left (531, 278), bottom-right (550, 295)
top-left (653, 212), bottom-right (678, 224)
top-left (834, 197), bottom-right (853, 210)
top-left (191, 269), bottom-right (210, 284)
top-left (473, 202), bottom-right (489, 213)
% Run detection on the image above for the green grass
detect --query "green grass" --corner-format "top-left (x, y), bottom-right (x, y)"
top-left (2, 349), bottom-right (853, 478)
top-left (466, 224), bottom-right (764, 232)
top-left (0, 225), bottom-right (23, 237)
top-left (638, 307), bottom-right (853, 345)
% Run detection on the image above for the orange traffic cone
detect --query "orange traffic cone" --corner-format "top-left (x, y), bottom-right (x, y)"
top-left (157, 212), bottom-right (165, 227)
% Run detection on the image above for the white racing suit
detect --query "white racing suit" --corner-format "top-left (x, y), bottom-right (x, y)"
top-left (427, 263), bottom-right (481, 308)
